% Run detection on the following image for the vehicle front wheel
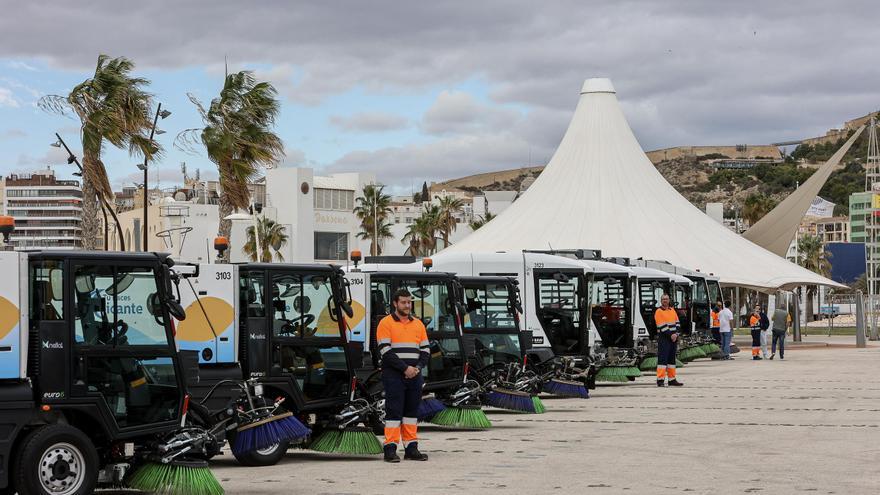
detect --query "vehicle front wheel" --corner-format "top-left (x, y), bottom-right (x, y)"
top-left (13, 424), bottom-right (98, 495)
top-left (229, 434), bottom-right (290, 467)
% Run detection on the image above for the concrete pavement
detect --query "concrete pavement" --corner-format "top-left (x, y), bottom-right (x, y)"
top-left (211, 343), bottom-right (880, 494)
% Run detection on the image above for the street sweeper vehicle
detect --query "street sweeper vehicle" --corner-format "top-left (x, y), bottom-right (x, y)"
top-left (634, 260), bottom-right (724, 358)
top-left (0, 250), bottom-right (228, 495)
top-left (174, 261), bottom-right (385, 462)
top-left (344, 257), bottom-right (493, 429)
top-left (456, 276), bottom-right (547, 414)
top-left (419, 251), bottom-right (597, 399)
top-left (524, 250), bottom-right (648, 383)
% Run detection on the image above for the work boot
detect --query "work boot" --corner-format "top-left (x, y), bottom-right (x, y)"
top-left (384, 444), bottom-right (400, 463)
top-left (667, 379), bottom-right (684, 387)
top-left (404, 444), bottom-right (428, 461)
top-left (657, 379), bottom-right (665, 387)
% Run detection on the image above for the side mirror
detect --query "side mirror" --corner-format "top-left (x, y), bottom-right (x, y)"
top-left (341, 301), bottom-right (354, 318)
top-left (167, 300), bottom-right (186, 321)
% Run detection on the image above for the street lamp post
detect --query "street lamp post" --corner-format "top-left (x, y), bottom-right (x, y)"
top-left (52, 133), bottom-right (125, 251)
top-left (141, 103), bottom-right (171, 252)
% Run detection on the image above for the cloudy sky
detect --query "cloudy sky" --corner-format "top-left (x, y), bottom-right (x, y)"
top-left (0, 1), bottom-right (877, 194)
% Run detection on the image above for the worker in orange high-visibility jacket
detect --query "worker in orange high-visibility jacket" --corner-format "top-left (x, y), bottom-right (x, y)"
top-left (654, 294), bottom-right (683, 387)
top-left (749, 305), bottom-right (763, 360)
top-left (710, 300), bottom-right (722, 346)
top-left (377, 288), bottom-right (431, 463)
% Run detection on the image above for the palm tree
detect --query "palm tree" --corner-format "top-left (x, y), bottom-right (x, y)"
top-left (797, 234), bottom-right (831, 321)
top-left (469, 212), bottom-right (496, 231)
top-left (418, 204), bottom-right (442, 255)
top-left (179, 71), bottom-right (284, 259)
top-left (40, 55), bottom-right (159, 250)
top-left (243, 217), bottom-right (288, 262)
top-left (741, 194), bottom-right (777, 227)
top-left (435, 195), bottom-right (465, 248)
top-left (402, 221), bottom-right (424, 256)
top-left (353, 184), bottom-right (393, 255)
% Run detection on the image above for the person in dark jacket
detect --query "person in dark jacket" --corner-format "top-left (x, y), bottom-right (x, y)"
top-left (377, 288), bottom-right (431, 463)
top-left (758, 305), bottom-right (771, 359)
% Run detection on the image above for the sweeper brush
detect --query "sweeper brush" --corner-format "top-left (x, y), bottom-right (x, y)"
top-left (232, 411), bottom-right (310, 457)
top-left (532, 396), bottom-right (546, 414)
top-left (678, 345), bottom-right (707, 362)
top-left (429, 405), bottom-right (493, 429)
top-left (639, 356), bottom-right (685, 371)
top-left (542, 378), bottom-right (589, 398)
top-left (595, 366), bottom-right (642, 383)
top-left (702, 342), bottom-right (722, 355)
top-left (309, 427), bottom-right (384, 455)
top-left (417, 395), bottom-right (447, 421)
top-left (127, 459), bottom-right (224, 495)
top-left (487, 388), bottom-right (539, 413)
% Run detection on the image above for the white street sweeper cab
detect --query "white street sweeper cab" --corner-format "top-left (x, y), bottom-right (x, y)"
top-left (172, 261), bottom-right (382, 464)
top-left (0, 250), bottom-right (224, 494)
top-left (342, 257), bottom-right (468, 394)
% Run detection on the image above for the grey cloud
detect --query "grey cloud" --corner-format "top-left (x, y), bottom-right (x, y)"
top-left (16, 147), bottom-right (75, 167)
top-left (282, 147), bottom-right (307, 167)
top-left (420, 91), bottom-right (521, 136)
top-left (0, 129), bottom-right (26, 140)
top-left (329, 112), bottom-right (409, 133)
top-left (326, 132), bottom-right (540, 188)
top-left (1, 0), bottom-right (879, 185)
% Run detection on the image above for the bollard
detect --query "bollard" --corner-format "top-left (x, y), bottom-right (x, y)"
top-left (856, 291), bottom-right (867, 348)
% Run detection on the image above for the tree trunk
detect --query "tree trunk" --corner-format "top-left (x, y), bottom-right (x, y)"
top-left (80, 179), bottom-right (101, 250)
top-left (218, 195), bottom-right (233, 262)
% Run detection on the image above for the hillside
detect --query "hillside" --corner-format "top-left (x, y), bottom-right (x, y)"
top-left (438, 129), bottom-right (872, 219)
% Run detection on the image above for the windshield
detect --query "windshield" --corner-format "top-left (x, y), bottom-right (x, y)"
top-left (708, 281), bottom-right (722, 306)
top-left (692, 279), bottom-right (708, 305)
top-left (638, 280), bottom-right (665, 313)
top-left (462, 282), bottom-right (517, 332)
top-left (536, 272), bottom-right (584, 323)
top-left (271, 272), bottom-right (341, 338)
top-left (398, 279), bottom-right (457, 334)
top-left (590, 275), bottom-right (628, 326)
top-left (674, 284), bottom-right (690, 309)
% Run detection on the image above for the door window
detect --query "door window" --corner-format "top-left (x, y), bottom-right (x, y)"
top-left (462, 283), bottom-right (517, 330)
top-left (84, 355), bottom-right (178, 426)
top-left (271, 272), bottom-right (340, 338)
top-left (73, 265), bottom-right (169, 346)
top-left (276, 344), bottom-right (350, 401)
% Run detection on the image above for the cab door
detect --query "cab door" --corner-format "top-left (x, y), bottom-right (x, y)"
top-left (268, 269), bottom-right (351, 411)
top-left (66, 259), bottom-right (181, 433)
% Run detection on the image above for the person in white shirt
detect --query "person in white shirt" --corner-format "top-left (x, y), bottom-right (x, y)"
top-left (717, 299), bottom-right (735, 360)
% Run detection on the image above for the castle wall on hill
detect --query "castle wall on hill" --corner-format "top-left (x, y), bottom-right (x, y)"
top-left (646, 145), bottom-right (782, 164)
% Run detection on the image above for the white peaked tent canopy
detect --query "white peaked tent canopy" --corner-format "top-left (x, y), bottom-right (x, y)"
top-left (743, 126), bottom-right (864, 256)
top-left (442, 78), bottom-right (845, 290)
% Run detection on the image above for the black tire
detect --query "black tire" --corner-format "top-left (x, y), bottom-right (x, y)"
top-left (229, 434), bottom-right (290, 467)
top-left (13, 424), bottom-right (99, 495)
top-left (626, 376), bottom-right (636, 382)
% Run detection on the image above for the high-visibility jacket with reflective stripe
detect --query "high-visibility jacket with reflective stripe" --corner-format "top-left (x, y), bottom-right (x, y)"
top-left (749, 314), bottom-right (760, 331)
top-left (654, 307), bottom-right (680, 336)
top-left (376, 313), bottom-right (430, 373)
top-left (711, 310), bottom-right (721, 329)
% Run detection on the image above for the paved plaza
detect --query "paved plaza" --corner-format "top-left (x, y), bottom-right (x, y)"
top-left (212, 338), bottom-right (880, 494)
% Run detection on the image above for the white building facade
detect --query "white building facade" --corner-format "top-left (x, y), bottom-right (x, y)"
top-left (3, 168), bottom-right (83, 249)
